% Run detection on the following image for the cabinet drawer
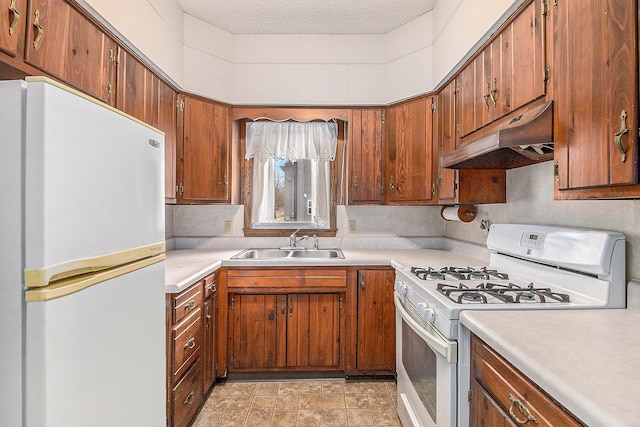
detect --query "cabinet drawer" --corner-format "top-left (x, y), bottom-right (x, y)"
top-left (227, 268), bottom-right (347, 289)
top-left (204, 272), bottom-right (217, 299)
top-left (471, 336), bottom-right (582, 427)
top-left (172, 358), bottom-right (203, 427)
top-left (173, 309), bottom-right (202, 379)
top-left (173, 282), bottom-right (203, 323)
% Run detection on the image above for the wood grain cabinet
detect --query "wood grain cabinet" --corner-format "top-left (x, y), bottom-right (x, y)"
top-left (354, 268), bottom-right (395, 374)
top-left (385, 97), bottom-right (437, 205)
top-left (457, 0), bottom-right (546, 146)
top-left (552, 0), bottom-right (639, 198)
top-left (202, 272), bottom-right (217, 391)
top-left (177, 95), bottom-right (232, 204)
top-left (436, 79), bottom-right (506, 204)
top-left (25, 0), bottom-right (118, 105)
top-left (349, 109), bottom-right (385, 204)
top-left (226, 268), bottom-right (346, 372)
top-left (166, 281), bottom-right (204, 427)
top-left (0, 0), bottom-right (27, 58)
top-left (470, 334), bottom-right (583, 427)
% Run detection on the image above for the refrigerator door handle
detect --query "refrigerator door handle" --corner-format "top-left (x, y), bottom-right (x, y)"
top-left (25, 253), bottom-right (165, 302)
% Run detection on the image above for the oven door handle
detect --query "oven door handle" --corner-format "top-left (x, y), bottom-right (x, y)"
top-left (395, 293), bottom-right (457, 363)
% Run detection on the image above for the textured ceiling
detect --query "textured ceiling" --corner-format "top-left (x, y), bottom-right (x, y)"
top-left (176, 0), bottom-right (438, 35)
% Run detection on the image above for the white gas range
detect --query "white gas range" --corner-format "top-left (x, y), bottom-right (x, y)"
top-left (393, 224), bottom-right (626, 427)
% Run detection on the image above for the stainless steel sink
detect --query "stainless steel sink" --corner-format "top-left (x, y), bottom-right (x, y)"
top-left (290, 249), bottom-right (344, 259)
top-left (231, 248), bottom-right (344, 260)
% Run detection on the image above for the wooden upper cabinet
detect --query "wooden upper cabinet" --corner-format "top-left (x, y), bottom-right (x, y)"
top-left (349, 109), bottom-right (384, 204)
top-left (437, 79), bottom-right (506, 205)
top-left (24, 0), bottom-right (69, 78)
top-left (457, 0), bottom-right (546, 146)
top-left (0, 0), bottom-right (27, 58)
top-left (157, 79), bottom-right (178, 202)
top-left (25, 0), bottom-right (117, 105)
top-left (385, 97), bottom-right (435, 205)
top-left (553, 0), bottom-right (639, 197)
top-left (116, 49), bottom-right (153, 121)
top-left (178, 95), bottom-right (231, 203)
top-left (437, 79), bottom-right (458, 204)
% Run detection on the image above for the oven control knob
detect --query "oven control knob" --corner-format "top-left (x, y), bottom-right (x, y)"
top-left (422, 307), bottom-right (435, 323)
top-left (394, 280), bottom-right (408, 296)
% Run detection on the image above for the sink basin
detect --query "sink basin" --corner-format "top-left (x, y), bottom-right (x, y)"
top-left (231, 248), bottom-right (344, 260)
top-left (231, 249), bottom-right (291, 259)
top-left (290, 249), bottom-right (344, 259)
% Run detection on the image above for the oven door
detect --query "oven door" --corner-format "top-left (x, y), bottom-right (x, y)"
top-left (395, 293), bottom-right (457, 427)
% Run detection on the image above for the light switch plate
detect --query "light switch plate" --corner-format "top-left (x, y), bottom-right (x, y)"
top-left (224, 221), bottom-right (233, 234)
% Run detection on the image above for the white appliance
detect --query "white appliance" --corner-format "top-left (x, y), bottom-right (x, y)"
top-left (393, 224), bottom-right (626, 427)
top-left (0, 77), bottom-right (166, 427)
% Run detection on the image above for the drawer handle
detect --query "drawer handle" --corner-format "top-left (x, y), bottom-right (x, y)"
top-left (508, 394), bottom-right (538, 425)
top-left (207, 284), bottom-right (216, 292)
top-left (185, 300), bottom-right (196, 311)
top-left (184, 337), bottom-right (195, 349)
top-left (183, 391), bottom-right (195, 406)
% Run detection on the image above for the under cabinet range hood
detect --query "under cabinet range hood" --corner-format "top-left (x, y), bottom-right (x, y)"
top-left (441, 101), bottom-right (554, 169)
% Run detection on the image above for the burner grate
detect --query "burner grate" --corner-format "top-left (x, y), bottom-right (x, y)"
top-left (436, 281), bottom-right (570, 304)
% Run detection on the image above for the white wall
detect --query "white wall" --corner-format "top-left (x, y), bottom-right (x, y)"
top-left (82, 0), bottom-right (520, 105)
top-left (83, 0), bottom-right (185, 86)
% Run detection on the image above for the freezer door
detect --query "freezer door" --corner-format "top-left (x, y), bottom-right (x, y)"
top-left (25, 261), bottom-right (166, 427)
top-left (24, 78), bottom-right (165, 286)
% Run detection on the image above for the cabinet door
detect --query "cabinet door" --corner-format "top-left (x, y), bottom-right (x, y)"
top-left (508, 0), bottom-right (545, 112)
top-left (349, 109), bottom-right (384, 204)
top-left (179, 96), bottom-right (231, 203)
top-left (0, 0), bottom-right (27, 57)
top-left (287, 293), bottom-right (342, 369)
top-left (66, 6), bottom-right (117, 105)
top-left (553, 0), bottom-right (638, 192)
top-left (385, 97), bottom-right (435, 204)
top-left (116, 49), bottom-right (152, 122)
top-left (437, 79), bottom-right (458, 204)
top-left (356, 269), bottom-right (395, 373)
top-left (229, 294), bottom-right (286, 369)
top-left (202, 296), bottom-right (216, 391)
top-left (470, 378), bottom-right (517, 427)
top-left (456, 62), bottom-right (475, 142)
top-left (157, 80), bottom-right (178, 202)
top-left (24, 0), bottom-right (69, 78)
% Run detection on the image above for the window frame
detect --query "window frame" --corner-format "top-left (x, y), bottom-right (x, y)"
top-left (236, 108), bottom-right (350, 238)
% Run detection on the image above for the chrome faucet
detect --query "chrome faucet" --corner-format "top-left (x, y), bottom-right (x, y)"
top-left (289, 228), bottom-right (309, 248)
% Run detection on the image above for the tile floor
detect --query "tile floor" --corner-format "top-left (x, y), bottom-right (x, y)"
top-left (192, 379), bottom-right (400, 427)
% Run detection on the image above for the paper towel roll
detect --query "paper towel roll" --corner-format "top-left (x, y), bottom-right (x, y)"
top-left (440, 205), bottom-right (476, 222)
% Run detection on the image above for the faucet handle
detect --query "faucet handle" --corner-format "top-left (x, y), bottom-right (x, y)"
top-left (312, 234), bottom-right (319, 250)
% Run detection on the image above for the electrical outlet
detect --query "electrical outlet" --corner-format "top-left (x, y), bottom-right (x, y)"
top-left (347, 220), bottom-right (356, 233)
top-left (224, 221), bottom-right (233, 234)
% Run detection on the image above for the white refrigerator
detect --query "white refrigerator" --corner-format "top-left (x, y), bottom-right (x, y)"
top-left (0, 77), bottom-right (166, 427)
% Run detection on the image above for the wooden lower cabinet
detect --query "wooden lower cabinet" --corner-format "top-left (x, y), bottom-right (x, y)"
top-left (470, 334), bottom-right (583, 427)
top-left (166, 271), bottom-right (218, 427)
top-left (354, 268), bottom-right (395, 374)
top-left (225, 267), bottom-right (347, 373)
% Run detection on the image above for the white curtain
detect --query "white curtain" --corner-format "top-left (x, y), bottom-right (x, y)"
top-left (246, 121), bottom-right (338, 227)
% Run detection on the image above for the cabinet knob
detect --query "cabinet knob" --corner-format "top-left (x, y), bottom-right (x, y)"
top-left (184, 337), bottom-right (196, 349)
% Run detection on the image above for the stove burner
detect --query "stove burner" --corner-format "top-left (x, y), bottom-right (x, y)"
top-left (411, 266), bottom-right (509, 281)
top-left (436, 281), bottom-right (570, 304)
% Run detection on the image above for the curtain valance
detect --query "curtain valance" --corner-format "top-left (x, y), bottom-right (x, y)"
top-left (245, 121), bottom-right (338, 162)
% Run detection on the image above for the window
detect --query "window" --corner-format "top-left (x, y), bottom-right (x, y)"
top-left (245, 121), bottom-right (337, 231)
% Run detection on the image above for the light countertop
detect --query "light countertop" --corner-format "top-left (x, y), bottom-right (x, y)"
top-left (460, 309), bottom-right (640, 427)
top-left (165, 248), bottom-right (486, 293)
